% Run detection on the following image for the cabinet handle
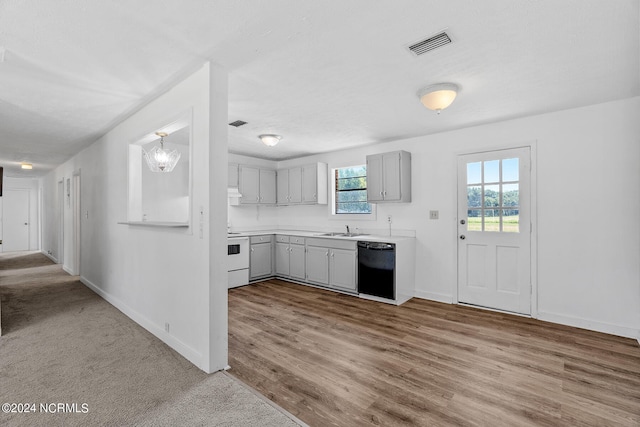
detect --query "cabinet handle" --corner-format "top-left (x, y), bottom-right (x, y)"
top-left (251, 248), bottom-right (254, 252)
top-left (256, 196), bottom-right (259, 201)
top-left (331, 252), bottom-right (334, 257)
top-left (383, 190), bottom-right (387, 196)
top-left (379, 191), bottom-right (383, 196)
top-left (325, 251), bottom-right (329, 257)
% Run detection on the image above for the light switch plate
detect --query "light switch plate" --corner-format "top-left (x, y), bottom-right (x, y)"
top-left (429, 210), bottom-right (439, 220)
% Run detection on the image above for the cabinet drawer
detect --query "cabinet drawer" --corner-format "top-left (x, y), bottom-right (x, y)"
top-left (275, 235), bottom-right (290, 243)
top-left (306, 237), bottom-right (356, 251)
top-left (290, 236), bottom-right (305, 245)
top-left (250, 235), bottom-right (274, 244)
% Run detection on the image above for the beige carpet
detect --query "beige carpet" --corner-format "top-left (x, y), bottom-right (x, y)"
top-left (0, 251), bottom-right (301, 427)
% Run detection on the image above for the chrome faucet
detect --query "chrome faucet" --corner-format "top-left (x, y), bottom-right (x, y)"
top-left (346, 225), bottom-right (350, 234)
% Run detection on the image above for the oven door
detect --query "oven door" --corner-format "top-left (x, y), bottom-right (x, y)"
top-left (227, 237), bottom-right (249, 272)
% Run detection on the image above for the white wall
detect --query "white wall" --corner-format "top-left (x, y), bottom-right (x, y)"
top-left (0, 177), bottom-right (40, 252)
top-left (40, 63), bottom-right (229, 373)
top-left (234, 97), bottom-right (640, 339)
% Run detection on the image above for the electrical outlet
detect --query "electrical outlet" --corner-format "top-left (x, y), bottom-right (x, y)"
top-left (387, 215), bottom-right (392, 224)
top-left (165, 323), bottom-right (170, 333)
top-left (429, 210), bottom-right (439, 220)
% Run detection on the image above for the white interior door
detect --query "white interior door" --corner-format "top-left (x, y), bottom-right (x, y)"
top-left (2, 189), bottom-right (30, 252)
top-left (457, 147), bottom-right (531, 315)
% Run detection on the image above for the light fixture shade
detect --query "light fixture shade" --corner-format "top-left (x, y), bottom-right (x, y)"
top-left (418, 83), bottom-right (458, 113)
top-left (21, 163), bottom-right (33, 170)
top-left (143, 132), bottom-right (181, 172)
top-left (258, 134), bottom-right (281, 147)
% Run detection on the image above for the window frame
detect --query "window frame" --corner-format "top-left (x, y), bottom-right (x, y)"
top-left (329, 165), bottom-right (376, 220)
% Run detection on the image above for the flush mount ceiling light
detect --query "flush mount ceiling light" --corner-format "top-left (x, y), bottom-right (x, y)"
top-left (143, 132), bottom-right (181, 172)
top-left (258, 134), bottom-right (281, 147)
top-left (21, 163), bottom-right (33, 170)
top-left (418, 83), bottom-right (459, 114)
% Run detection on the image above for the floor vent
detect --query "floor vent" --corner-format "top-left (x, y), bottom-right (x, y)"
top-left (229, 120), bottom-right (247, 127)
top-left (407, 31), bottom-right (452, 56)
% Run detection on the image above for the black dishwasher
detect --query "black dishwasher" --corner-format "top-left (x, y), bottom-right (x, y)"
top-left (357, 241), bottom-right (395, 300)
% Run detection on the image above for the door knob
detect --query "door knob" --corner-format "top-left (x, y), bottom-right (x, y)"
top-left (24, 222), bottom-right (28, 225)
top-left (460, 219), bottom-right (466, 225)
top-left (460, 235), bottom-right (466, 240)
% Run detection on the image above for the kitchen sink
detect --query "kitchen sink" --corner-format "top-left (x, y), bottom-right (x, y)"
top-left (315, 232), bottom-right (369, 237)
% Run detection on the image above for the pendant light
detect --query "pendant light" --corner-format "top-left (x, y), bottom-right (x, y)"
top-left (143, 132), bottom-right (181, 172)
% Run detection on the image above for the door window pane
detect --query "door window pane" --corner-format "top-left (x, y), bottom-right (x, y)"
top-left (502, 158), bottom-right (519, 182)
top-left (502, 183), bottom-right (519, 207)
top-left (484, 209), bottom-right (500, 232)
top-left (467, 209), bottom-right (482, 231)
top-left (467, 186), bottom-right (482, 207)
top-left (484, 185), bottom-right (500, 208)
top-left (502, 209), bottom-right (519, 233)
top-left (467, 162), bottom-right (482, 185)
top-left (484, 160), bottom-right (500, 183)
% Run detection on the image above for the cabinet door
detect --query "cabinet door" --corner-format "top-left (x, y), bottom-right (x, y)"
top-left (276, 169), bottom-right (289, 205)
top-left (301, 164), bottom-right (317, 204)
top-left (274, 242), bottom-right (290, 276)
top-left (366, 154), bottom-right (384, 202)
top-left (288, 167), bottom-right (302, 204)
top-left (330, 248), bottom-right (357, 292)
top-left (305, 246), bottom-right (329, 285)
top-left (239, 166), bottom-right (259, 204)
top-left (250, 243), bottom-right (272, 279)
top-left (289, 244), bottom-right (306, 280)
top-left (382, 152), bottom-right (401, 201)
top-left (260, 169), bottom-right (277, 204)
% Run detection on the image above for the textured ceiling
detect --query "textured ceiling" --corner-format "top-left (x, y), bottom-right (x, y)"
top-left (1, 0), bottom-right (638, 178)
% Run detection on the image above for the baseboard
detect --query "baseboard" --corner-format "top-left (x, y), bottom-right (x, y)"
top-left (41, 250), bottom-right (58, 264)
top-left (413, 289), bottom-right (453, 304)
top-left (62, 265), bottom-right (73, 275)
top-left (79, 275), bottom-right (203, 369)
top-left (537, 310), bottom-right (639, 340)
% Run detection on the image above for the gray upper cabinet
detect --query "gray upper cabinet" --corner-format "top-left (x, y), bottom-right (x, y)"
top-left (239, 165), bottom-right (276, 205)
top-left (366, 150), bottom-right (411, 203)
top-left (277, 167), bottom-right (302, 205)
top-left (277, 163), bottom-right (327, 205)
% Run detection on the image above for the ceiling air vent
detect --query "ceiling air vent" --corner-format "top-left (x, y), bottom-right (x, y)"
top-left (406, 31), bottom-right (452, 56)
top-left (228, 120), bottom-right (247, 127)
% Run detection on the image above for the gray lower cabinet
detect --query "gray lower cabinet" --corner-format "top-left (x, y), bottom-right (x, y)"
top-left (305, 238), bottom-right (357, 292)
top-left (252, 234), bottom-right (356, 293)
top-left (289, 244), bottom-right (306, 280)
top-left (329, 247), bottom-right (357, 292)
top-left (250, 235), bottom-right (273, 280)
top-left (275, 235), bottom-right (306, 280)
top-left (275, 241), bottom-right (290, 276)
top-left (305, 245), bottom-right (330, 285)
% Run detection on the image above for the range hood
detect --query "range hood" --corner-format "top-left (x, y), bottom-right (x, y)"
top-left (228, 187), bottom-right (242, 205)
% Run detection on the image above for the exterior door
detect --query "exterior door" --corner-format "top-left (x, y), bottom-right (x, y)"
top-left (457, 147), bottom-right (531, 315)
top-left (2, 189), bottom-right (30, 252)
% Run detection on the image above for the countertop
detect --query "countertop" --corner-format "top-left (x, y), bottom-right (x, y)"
top-left (227, 229), bottom-right (414, 243)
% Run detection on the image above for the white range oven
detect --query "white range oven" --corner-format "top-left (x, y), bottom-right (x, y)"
top-left (227, 236), bottom-right (249, 288)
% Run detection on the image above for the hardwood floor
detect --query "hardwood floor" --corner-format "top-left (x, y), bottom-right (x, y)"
top-left (228, 280), bottom-right (640, 426)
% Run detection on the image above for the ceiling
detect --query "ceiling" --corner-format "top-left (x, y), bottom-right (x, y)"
top-left (1, 1), bottom-right (638, 178)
